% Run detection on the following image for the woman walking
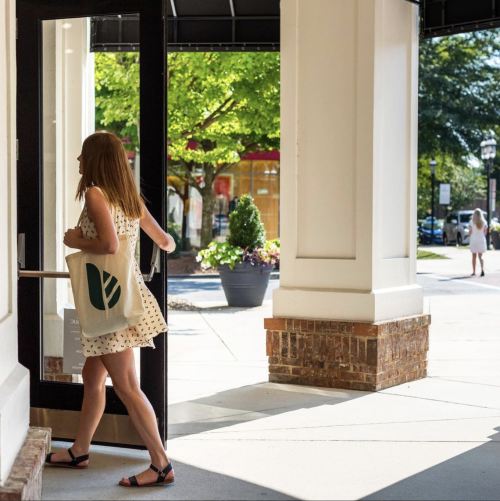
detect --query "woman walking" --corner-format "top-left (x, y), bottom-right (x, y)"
top-left (469, 208), bottom-right (488, 277)
top-left (45, 132), bottom-right (176, 487)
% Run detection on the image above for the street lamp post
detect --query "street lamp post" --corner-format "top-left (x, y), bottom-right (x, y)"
top-left (481, 136), bottom-right (497, 247)
top-left (430, 159), bottom-right (437, 245)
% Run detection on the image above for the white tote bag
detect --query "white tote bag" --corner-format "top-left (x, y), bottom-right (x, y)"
top-left (66, 207), bottom-right (145, 338)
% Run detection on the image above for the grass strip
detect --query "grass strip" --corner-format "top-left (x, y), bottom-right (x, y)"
top-left (417, 250), bottom-right (448, 260)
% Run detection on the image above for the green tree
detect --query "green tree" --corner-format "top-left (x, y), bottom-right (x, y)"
top-left (95, 51), bottom-right (280, 249)
top-left (419, 31), bottom-right (500, 161)
top-left (167, 52), bottom-right (280, 248)
top-left (418, 31), bottom-right (500, 216)
top-left (95, 53), bottom-right (140, 151)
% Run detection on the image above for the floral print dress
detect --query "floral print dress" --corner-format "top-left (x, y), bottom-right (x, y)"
top-left (79, 192), bottom-right (168, 357)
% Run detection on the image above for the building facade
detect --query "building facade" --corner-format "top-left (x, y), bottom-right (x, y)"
top-left (168, 151), bottom-right (280, 249)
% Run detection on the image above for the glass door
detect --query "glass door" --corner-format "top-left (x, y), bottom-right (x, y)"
top-left (17, 0), bottom-right (168, 448)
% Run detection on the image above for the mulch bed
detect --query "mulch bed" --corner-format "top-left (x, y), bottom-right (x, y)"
top-left (167, 294), bottom-right (201, 311)
top-left (167, 254), bottom-right (218, 276)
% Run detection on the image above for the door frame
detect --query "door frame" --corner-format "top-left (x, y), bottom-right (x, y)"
top-left (17, 0), bottom-right (169, 447)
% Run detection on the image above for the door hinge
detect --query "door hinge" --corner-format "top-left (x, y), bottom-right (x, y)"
top-left (16, 139), bottom-right (19, 161)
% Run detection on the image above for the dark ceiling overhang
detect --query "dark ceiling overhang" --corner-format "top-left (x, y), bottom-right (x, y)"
top-left (91, 0), bottom-right (500, 51)
top-left (91, 0), bottom-right (279, 52)
top-left (420, 0), bottom-right (500, 39)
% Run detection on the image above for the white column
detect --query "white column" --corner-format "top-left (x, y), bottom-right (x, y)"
top-left (275, 0), bottom-right (422, 323)
top-left (0, 0), bottom-right (30, 485)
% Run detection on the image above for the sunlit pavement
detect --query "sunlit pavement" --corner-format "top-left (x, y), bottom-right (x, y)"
top-left (43, 255), bottom-right (500, 500)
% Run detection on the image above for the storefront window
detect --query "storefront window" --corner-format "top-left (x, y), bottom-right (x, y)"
top-left (167, 156), bottom-right (280, 249)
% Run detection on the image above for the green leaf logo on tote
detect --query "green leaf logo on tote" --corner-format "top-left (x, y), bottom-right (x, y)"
top-left (86, 263), bottom-right (121, 310)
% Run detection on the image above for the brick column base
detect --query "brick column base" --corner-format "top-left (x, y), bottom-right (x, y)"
top-left (0, 427), bottom-right (51, 500)
top-left (265, 314), bottom-right (430, 392)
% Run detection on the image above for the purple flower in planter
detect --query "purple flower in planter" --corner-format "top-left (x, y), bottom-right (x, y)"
top-left (241, 245), bottom-right (280, 272)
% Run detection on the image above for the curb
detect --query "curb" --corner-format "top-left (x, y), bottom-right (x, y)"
top-left (168, 271), bottom-right (280, 280)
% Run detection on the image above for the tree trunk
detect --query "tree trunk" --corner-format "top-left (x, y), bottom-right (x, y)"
top-left (180, 186), bottom-right (189, 251)
top-left (200, 168), bottom-right (216, 248)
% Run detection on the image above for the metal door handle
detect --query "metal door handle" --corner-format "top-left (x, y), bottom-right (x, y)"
top-left (142, 243), bottom-right (161, 282)
top-left (19, 270), bottom-right (70, 278)
top-left (17, 233), bottom-right (25, 270)
top-left (18, 234), bottom-right (161, 282)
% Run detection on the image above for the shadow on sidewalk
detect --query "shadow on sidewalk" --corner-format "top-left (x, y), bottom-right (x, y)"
top-left (169, 280), bottom-right (223, 295)
top-left (168, 382), bottom-right (367, 439)
top-left (43, 446), bottom-right (297, 500)
top-left (437, 275), bottom-right (477, 281)
top-left (363, 426), bottom-right (500, 501)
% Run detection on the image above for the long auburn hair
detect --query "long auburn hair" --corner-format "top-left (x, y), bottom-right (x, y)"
top-left (472, 208), bottom-right (486, 229)
top-left (76, 132), bottom-right (144, 219)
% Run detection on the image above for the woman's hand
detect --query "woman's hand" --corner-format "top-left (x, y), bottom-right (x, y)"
top-left (140, 205), bottom-right (178, 253)
top-left (64, 227), bottom-right (84, 249)
top-left (164, 233), bottom-right (177, 254)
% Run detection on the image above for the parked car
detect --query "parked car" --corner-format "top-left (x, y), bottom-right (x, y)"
top-left (419, 220), bottom-right (444, 245)
top-left (442, 210), bottom-right (487, 246)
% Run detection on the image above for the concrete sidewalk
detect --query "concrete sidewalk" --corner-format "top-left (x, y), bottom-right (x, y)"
top-left (43, 261), bottom-right (500, 500)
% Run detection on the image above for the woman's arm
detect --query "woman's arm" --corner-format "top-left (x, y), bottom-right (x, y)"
top-left (63, 188), bottom-right (119, 255)
top-left (140, 204), bottom-right (176, 253)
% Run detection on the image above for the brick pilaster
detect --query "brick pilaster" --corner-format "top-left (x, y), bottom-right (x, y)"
top-left (264, 315), bottom-right (430, 391)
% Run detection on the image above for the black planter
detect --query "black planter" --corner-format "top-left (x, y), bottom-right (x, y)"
top-left (492, 230), bottom-right (500, 250)
top-left (218, 263), bottom-right (273, 307)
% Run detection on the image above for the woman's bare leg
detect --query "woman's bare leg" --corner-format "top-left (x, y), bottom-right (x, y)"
top-left (47, 356), bottom-right (108, 466)
top-left (99, 349), bottom-right (172, 485)
top-left (479, 252), bottom-right (484, 273)
top-left (472, 253), bottom-right (477, 275)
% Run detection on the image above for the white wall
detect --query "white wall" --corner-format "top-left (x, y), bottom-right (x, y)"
top-left (0, 0), bottom-right (30, 485)
top-left (275, 0), bottom-right (422, 323)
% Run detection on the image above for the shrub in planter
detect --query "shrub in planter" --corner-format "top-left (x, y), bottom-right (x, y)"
top-left (227, 194), bottom-right (266, 250)
top-left (197, 195), bottom-right (279, 306)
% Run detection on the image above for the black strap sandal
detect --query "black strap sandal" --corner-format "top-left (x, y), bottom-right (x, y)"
top-left (119, 462), bottom-right (174, 487)
top-left (45, 448), bottom-right (89, 469)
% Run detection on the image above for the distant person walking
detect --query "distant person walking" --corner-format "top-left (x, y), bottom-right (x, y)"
top-left (469, 208), bottom-right (488, 276)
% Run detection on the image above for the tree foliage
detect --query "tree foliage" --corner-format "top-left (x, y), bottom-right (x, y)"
top-left (418, 30), bottom-right (500, 217)
top-left (419, 30), bottom-right (500, 161)
top-left (167, 52), bottom-right (280, 164)
top-left (95, 53), bottom-right (140, 150)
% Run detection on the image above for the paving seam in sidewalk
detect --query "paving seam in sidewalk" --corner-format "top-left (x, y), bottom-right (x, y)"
top-left (179, 415), bottom-right (500, 435)
top-left (173, 437), bottom-right (500, 444)
top-left (428, 376), bottom-right (500, 388)
top-left (379, 390), bottom-right (500, 411)
top-left (197, 310), bottom-right (238, 361)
